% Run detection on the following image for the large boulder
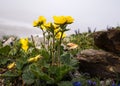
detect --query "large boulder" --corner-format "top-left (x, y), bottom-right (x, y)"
top-left (77, 49), bottom-right (120, 79)
top-left (94, 29), bottom-right (120, 54)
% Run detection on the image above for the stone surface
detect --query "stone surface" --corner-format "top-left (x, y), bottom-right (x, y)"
top-left (94, 29), bottom-right (120, 54)
top-left (3, 36), bottom-right (15, 47)
top-left (31, 35), bottom-right (43, 49)
top-left (77, 49), bottom-right (120, 79)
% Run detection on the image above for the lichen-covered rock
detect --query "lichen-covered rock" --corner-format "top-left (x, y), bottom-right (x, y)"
top-left (94, 29), bottom-right (120, 54)
top-left (77, 49), bottom-right (120, 79)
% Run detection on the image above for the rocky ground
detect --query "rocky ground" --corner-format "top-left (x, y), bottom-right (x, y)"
top-left (77, 29), bottom-right (120, 80)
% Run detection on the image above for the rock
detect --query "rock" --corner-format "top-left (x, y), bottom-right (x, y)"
top-left (3, 36), bottom-right (15, 47)
top-left (77, 49), bottom-right (120, 79)
top-left (100, 80), bottom-right (105, 86)
top-left (0, 79), bottom-right (4, 86)
top-left (94, 29), bottom-right (120, 54)
top-left (31, 35), bottom-right (43, 49)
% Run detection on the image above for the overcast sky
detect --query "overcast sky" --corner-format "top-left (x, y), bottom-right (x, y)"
top-left (0, 0), bottom-right (120, 37)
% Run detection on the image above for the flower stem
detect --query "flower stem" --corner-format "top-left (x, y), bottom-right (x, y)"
top-left (43, 31), bottom-right (46, 44)
top-left (57, 32), bottom-right (63, 66)
top-left (52, 33), bottom-right (55, 65)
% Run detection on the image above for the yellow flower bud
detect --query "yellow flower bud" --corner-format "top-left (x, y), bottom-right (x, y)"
top-left (54, 28), bottom-right (60, 33)
top-left (28, 55), bottom-right (41, 63)
top-left (34, 55), bottom-right (41, 61)
top-left (27, 58), bottom-right (35, 62)
top-left (20, 38), bottom-right (29, 52)
top-left (55, 32), bottom-right (66, 39)
top-left (7, 62), bottom-right (16, 69)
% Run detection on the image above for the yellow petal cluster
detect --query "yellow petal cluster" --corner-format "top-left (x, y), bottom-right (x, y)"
top-left (38, 16), bottom-right (46, 24)
top-left (43, 22), bottom-right (51, 28)
top-left (52, 23), bottom-right (59, 29)
top-left (20, 38), bottom-right (29, 52)
top-left (65, 16), bottom-right (74, 24)
top-left (53, 16), bottom-right (74, 25)
top-left (33, 16), bottom-right (46, 27)
top-left (44, 22), bottom-right (59, 30)
top-left (21, 45), bottom-right (29, 52)
top-left (53, 16), bottom-right (66, 25)
top-left (40, 25), bottom-right (46, 30)
top-left (7, 62), bottom-right (16, 69)
top-left (33, 20), bottom-right (39, 27)
top-left (28, 55), bottom-right (41, 63)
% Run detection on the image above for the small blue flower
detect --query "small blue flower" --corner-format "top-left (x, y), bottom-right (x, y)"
top-left (87, 80), bottom-right (92, 86)
top-left (92, 81), bottom-right (96, 86)
top-left (73, 82), bottom-right (81, 86)
top-left (111, 82), bottom-right (116, 86)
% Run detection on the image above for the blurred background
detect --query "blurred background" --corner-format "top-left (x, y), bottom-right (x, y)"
top-left (0, 0), bottom-right (120, 38)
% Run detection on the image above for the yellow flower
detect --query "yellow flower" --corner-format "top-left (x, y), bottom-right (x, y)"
top-left (43, 22), bottom-right (51, 28)
top-left (7, 62), bottom-right (16, 69)
top-left (53, 16), bottom-right (66, 25)
top-left (54, 27), bottom-right (60, 34)
top-left (28, 55), bottom-right (41, 63)
top-left (52, 23), bottom-right (59, 29)
top-left (55, 32), bottom-right (66, 39)
top-left (40, 24), bottom-right (46, 30)
top-left (22, 45), bottom-right (29, 52)
top-left (38, 16), bottom-right (46, 24)
top-left (33, 20), bottom-right (39, 27)
top-left (20, 38), bottom-right (28, 45)
top-left (65, 16), bottom-right (74, 24)
top-left (20, 38), bottom-right (29, 52)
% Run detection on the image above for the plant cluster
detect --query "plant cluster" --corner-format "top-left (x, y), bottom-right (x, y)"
top-left (66, 31), bottom-right (96, 56)
top-left (0, 16), bottom-right (78, 86)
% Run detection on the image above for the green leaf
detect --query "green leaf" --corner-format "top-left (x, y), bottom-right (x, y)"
top-left (58, 81), bottom-right (72, 86)
top-left (1, 71), bottom-right (19, 78)
top-left (0, 45), bottom-right (11, 55)
top-left (61, 53), bottom-right (79, 68)
top-left (16, 57), bottom-right (28, 70)
top-left (60, 53), bottom-right (71, 65)
top-left (22, 70), bottom-right (35, 85)
top-left (29, 64), bottom-right (54, 84)
top-left (0, 58), bottom-right (9, 65)
top-left (55, 65), bottom-right (73, 82)
top-left (9, 48), bottom-right (17, 56)
top-left (39, 72), bottom-right (54, 84)
top-left (40, 49), bottom-right (50, 60)
top-left (29, 64), bottom-right (40, 78)
top-left (16, 60), bottom-right (25, 70)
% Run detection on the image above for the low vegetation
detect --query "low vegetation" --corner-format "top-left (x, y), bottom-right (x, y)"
top-left (0, 16), bottom-right (120, 86)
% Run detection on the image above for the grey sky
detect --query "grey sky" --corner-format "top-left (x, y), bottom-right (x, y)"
top-left (0, 0), bottom-right (120, 37)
